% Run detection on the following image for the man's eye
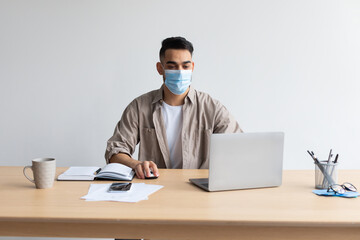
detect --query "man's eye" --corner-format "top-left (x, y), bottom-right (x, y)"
top-left (183, 65), bottom-right (190, 69)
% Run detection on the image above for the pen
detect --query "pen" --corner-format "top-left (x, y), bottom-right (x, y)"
top-left (329, 154), bottom-right (339, 183)
top-left (307, 150), bottom-right (315, 159)
top-left (324, 149), bottom-right (333, 186)
top-left (327, 149), bottom-right (333, 163)
top-left (310, 151), bottom-right (320, 162)
top-left (94, 168), bottom-right (101, 175)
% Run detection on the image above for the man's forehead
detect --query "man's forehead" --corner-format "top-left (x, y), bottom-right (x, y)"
top-left (163, 49), bottom-right (192, 63)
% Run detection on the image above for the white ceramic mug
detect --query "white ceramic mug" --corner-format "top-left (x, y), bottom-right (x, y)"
top-left (23, 158), bottom-right (56, 189)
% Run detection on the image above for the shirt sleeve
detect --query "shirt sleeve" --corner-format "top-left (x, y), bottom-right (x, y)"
top-left (105, 100), bottom-right (140, 163)
top-left (213, 100), bottom-right (242, 133)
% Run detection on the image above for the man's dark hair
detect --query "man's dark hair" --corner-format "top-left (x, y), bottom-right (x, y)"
top-left (159, 37), bottom-right (194, 60)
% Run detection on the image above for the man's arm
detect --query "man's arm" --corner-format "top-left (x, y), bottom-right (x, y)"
top-left (110, 153), bottom-right (159, 179)
top-left (105, 100), bottom-right (159, 179)
top-left (213, 100), bottom-right (242, 133)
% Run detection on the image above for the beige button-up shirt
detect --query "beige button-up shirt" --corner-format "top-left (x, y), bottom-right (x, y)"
top-left (105, 85), bottom-right (242, 169)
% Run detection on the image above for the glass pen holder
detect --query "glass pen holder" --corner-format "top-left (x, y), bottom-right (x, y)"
top-left (315, 161), bottom-right (338, 189)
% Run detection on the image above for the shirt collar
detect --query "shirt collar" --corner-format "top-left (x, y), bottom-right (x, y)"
top-left (152, 84), bottom-right (195, 104)
top-left (152, 85), bottom-right (165, 104)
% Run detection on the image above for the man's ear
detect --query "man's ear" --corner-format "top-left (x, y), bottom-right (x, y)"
top-left (156, 62), bottom-right (164, 75)
top-left (192, 61), bottom-right (195, 72)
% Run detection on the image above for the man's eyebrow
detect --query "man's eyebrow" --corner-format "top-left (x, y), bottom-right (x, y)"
top-left (165, 61), bottom-right (192, 65)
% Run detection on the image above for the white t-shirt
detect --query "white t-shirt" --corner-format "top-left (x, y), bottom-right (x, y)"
top-left (161, 102), bottom-right (183, 169)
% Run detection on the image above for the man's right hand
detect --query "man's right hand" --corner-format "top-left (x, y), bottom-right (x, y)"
top-left (133, 161), bottom-right (159, 179)
top-left (109, 153), bottom-right (160, 179)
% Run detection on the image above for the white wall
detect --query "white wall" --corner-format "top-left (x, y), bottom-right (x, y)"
top-left (1, 0), bottom-right (360, 171)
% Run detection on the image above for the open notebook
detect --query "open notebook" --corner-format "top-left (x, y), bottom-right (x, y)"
top-left (57, 163), bottom-right (135, 181)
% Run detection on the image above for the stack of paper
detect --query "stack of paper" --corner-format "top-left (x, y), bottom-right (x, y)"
top-left (81, 183), bottom-right (163, 202)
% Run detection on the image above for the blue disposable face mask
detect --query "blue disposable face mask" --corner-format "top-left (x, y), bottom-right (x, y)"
top-left (163, 68), bottom-right (192, 95)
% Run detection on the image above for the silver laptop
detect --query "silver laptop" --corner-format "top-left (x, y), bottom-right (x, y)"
top-left (189, 132), bottom-right (284, 192)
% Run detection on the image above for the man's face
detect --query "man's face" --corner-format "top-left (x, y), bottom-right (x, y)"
top-left (156, 49), bottom-right (194, 79)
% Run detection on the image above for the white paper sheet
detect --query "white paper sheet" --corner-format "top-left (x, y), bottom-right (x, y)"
top-left (81, 183), bottom-right (164, 202)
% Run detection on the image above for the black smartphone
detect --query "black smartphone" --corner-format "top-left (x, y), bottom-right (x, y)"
top-left (108, 182), bottom-right (132, 192)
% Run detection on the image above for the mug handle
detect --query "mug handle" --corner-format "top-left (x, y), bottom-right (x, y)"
top-left (23, 166), bottom-right (35, 183)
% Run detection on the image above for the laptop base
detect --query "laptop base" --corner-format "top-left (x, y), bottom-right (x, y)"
top-left (189, 178), bottom-right (209, 191)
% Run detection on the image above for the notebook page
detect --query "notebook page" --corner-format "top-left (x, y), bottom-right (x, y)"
top-left (62, 166), bottom-right (99, 176)
top-left (100, 163), bottom-right (133, 176)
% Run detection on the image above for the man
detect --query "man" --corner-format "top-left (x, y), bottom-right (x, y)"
top-left (105, 37), bottom-right (241, 179)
